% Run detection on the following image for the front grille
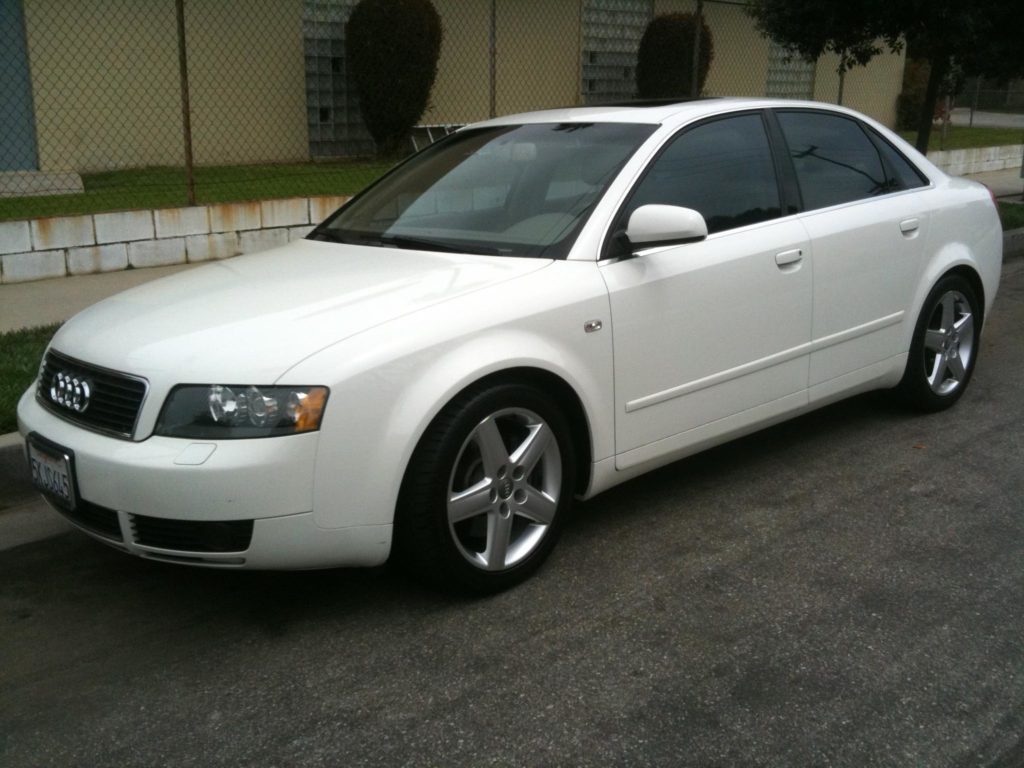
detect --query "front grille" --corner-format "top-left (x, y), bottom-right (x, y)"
top-left (37, 350), bottom-right (148, 439)
top-left (58, 500), bottom-right (123, 541)
top-left (130, 514), bottom-right (254, 553)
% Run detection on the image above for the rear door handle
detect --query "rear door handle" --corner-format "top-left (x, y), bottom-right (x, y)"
top-left (900, 218), bottom-right (920, 234)
top-left (775, 248), bottom-right (803, 267)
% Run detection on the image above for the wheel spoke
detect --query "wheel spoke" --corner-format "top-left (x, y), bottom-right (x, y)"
top-left (940, 293), bottom-right (956, 330)
top-left (947, 353), bottom-right (966, 381)
top-left (517, 488), bottom-right (557, 525)
top-left (510, 422), bottom-right (552, 476)
top-left (928, 354), bottom-right (947, 388)
top-left (448, 480), bottom-right (493, 523)
top-left (474, 417), bottom-right (509, 478)
top-left (924, 329), bottom-right (945, 353)
top-left (484, 512), bottom-right (513, 570)
top-left (954, 312), bottom-right (974, 339)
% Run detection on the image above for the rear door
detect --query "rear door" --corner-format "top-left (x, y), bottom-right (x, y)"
top-left (773, 110), bottom-right (930, 398)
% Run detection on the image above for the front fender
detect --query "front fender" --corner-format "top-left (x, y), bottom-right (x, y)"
top-left (280, 260), bottom-right (613, 530)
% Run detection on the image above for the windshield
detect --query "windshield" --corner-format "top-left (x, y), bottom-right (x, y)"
top-left (313, 122), bottom-right (657, 258)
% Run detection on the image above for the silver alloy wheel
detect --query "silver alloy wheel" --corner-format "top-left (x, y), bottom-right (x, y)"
top-left (446, 407), bottom-right (562, 571)
top-left (923, 289), bottom-right (975, 396)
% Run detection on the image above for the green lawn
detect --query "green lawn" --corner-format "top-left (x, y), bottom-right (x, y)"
top-left (898, 125), bottom-right (1024, 152)
top-left (0, 323), bottom-right (60, 434)
top-left (0, 159), bottom-right (394, 223)
top-left (999, 201), bottom-right (1024, 231)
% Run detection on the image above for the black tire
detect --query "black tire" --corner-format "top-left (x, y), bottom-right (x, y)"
top-left (898, 274), bottom-right (981, 412)
top-left (392, 382), bottom-right (576, 594)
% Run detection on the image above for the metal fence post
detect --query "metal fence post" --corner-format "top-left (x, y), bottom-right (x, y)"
top-left (175, 0), bottom-right (196, 206)
top-left (489, 0), bottom-right (497, 118)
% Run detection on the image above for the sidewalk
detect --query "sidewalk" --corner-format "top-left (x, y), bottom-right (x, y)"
top-left (970, 167), bottom-right (1024, 199)
top-left (0, 262), bottom-right (198, 334)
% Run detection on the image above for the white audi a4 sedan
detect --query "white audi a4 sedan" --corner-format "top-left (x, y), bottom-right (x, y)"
top-left (18, 98), bottom-right (1001, 592)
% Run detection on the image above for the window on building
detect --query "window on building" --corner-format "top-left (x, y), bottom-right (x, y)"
top-left (303, 0), bottom-right (373, 157)
top-left (581, 0), bottom-right (653, 104)
top-left (765, 42), bottom-right (815, 100)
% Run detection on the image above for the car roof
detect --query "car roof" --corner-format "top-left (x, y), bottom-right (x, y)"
top-left (469, 97), bottom-right (860, 128)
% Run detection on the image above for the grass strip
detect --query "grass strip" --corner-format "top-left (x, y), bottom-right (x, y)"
top-left (898, 125), bottom-right (1024, 152)
top-left (998, 201), bottom-right (1024, 231)
top-left (0, 323), bottom-right (60, 434)
top-left (0, 159), bottom-right (393, 222)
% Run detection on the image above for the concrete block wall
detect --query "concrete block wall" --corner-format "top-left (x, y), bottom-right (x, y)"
top-left (0, 195), bottom-right (349, 284)
top-left (928, 144), bottom-right (1024, 176)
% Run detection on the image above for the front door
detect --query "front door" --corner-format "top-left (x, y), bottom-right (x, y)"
top-left (599, 112), bottom-right (812, 470)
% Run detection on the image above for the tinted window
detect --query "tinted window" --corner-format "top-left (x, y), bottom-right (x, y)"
top-left (317, 123), bottom-right (656, 258)
top-left (869, 129), bottom-right (929, 190)
top-left (622, 114), bottom-right (781, 235)
top-left (778, 111), bottom-right (888, 210)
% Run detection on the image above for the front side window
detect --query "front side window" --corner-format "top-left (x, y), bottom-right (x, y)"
top-left (777, 111), bottom-right (890, 210)
top-left (619, 113), bottom-right (782, 235)
top-left (314, 122), bottom-right (656, 258)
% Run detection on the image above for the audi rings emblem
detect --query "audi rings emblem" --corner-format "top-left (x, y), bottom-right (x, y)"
top-left (51, 371), bottom-right (92, 413)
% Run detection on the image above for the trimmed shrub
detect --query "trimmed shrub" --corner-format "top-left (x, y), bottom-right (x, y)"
top-left (636, 13), bottom-right (714, 99)
top-left (347, 0), bottom-right (442, 157)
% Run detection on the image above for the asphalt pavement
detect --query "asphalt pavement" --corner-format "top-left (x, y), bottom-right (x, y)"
top-left (0, 259), bottom-right (1022, 766)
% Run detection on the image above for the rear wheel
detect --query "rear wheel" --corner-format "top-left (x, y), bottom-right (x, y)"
top-left (393, 382), bottom-right (575, 594)
top-left (898, 274), bottom-right (981, 412)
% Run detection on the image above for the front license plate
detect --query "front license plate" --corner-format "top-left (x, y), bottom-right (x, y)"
top-left (27, 435), bottom-right (77, 511)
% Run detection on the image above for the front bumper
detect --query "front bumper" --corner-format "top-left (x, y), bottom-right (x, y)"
top-left (17, 390), bottom-right (391, 568)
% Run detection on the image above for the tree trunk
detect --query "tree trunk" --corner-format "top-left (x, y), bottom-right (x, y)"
top-left (915, 55), bottom-right (949, 154)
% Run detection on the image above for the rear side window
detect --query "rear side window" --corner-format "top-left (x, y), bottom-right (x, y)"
top-left (621, 113), bottom-right (781, 235)
top-left (869, 129), bottom-right (929, 190)
top-left (777, 111), bottom-right (889, 210)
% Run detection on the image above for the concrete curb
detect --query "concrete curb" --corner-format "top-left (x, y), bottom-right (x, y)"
top-left (0, 433), bottom-right (31, 507)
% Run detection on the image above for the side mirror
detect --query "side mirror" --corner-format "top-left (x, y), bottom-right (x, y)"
top-left (624, 204), bottom-right (708, 252)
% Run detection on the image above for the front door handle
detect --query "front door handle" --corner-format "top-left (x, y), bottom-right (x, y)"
top-left (900, 218), bottom-right (920, 234)
top-left (775, 248), bottom-right (803, 267)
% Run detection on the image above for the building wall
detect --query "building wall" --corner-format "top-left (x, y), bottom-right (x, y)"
top-left (814, 49), bottom-right (906, 127)
top-left (653, 0), bottom-right (772, 99)
top-left (185, 0), bottom-right (308, 166)
top-left (427, 0), bottom-right (492, 124)
top-left (23, 0), bottom-right (182, 172)
top-left (495, 0), bottom-right (581, 115)
top-left (19, 0), bottom-right (905, 175)
top-left (22, 0), bottom-right (307, 172)
top-left (426, 0), bottom-right (583, 125)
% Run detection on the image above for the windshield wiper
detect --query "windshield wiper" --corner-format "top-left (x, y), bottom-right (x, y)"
top-left (378, 234), bottom-right (500, 255)
top-left (310, 228), bottom-right (500, 255)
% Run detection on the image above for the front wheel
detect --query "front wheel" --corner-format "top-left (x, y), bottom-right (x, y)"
top-left (898, 274), bottom-right (981, 412)
top-left (393, 382), bottom-right (576, 594)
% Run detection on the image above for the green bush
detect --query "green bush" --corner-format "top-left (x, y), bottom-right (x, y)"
top-left (347, 0), bottom-right (442, 157)
top-left (636, 13), bottom-right (714, 99)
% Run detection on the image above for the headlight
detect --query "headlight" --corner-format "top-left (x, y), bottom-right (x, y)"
top-left (156, 385), bottom-right (329, 439)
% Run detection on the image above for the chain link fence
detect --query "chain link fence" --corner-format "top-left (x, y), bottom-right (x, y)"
top-left (954, 78), bottom-right (1024, 129)
top-left (0, 0), bottom-right (906, 223)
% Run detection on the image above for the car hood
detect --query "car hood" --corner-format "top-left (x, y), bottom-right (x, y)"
top-left (50, 239), bottom-right (552, 383)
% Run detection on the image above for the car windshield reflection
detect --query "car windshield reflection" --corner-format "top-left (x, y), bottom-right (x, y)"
top-left (313, 122), bottom-right (657, 258)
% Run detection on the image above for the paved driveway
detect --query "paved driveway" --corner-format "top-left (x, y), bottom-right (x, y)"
top-left (2, 261), bottom-right (1023, 767)
top-left (951, 107), bottom-right (1024, 130)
